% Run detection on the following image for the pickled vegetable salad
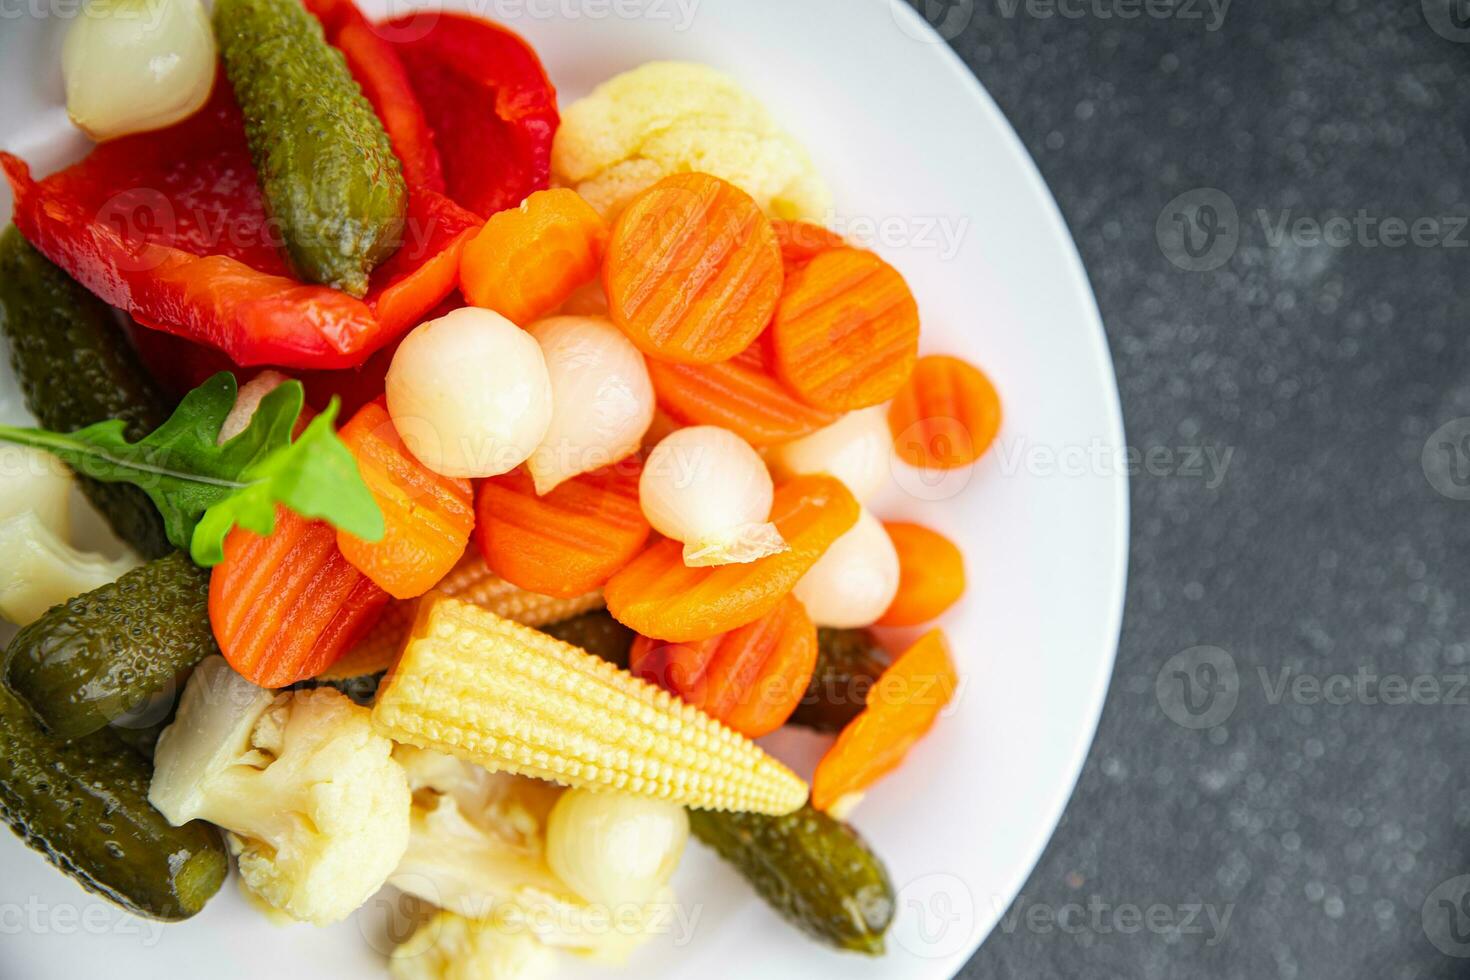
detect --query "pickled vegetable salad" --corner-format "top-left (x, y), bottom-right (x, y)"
top-left (0, 0), bottom-right (1001, 974)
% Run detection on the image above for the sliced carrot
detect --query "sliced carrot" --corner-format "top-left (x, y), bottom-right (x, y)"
top-left (605, 474), bottom-right (859, 643)
top-left (771, 247), bottom-right (920, 411)
top-left (210, 506), bottom-right (392, 688)
top-left (888, 354), bottom-right (1002, 469)
top-left (811, 629), bottom-right (959, 812)
top-left (603, 173), bottom-right (783, 365)
top-left (459, 187), bottom-right (608, 325)
top-left (630, 594), bottom-right (818, 738)
top-left (337, 397), bottom-right (475, 599)
top-left (878, 522), bottom-right (966, 626)
top-left (645, 338), bottom-right (838, 447)
top-left (475, 458), bottom-right (650, 598)
top-left (772, 219), bottom-right (846, 270)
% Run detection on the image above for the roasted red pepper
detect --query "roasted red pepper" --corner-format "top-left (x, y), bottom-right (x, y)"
top-left (1, 77), bottom-right (479, 370)
top-left (384, 13), bottom-right (559, 217)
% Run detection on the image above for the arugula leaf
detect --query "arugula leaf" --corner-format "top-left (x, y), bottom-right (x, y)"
top-left (0, 372), bottom-right (384, 566)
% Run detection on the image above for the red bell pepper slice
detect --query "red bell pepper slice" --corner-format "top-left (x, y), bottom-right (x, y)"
top-left (2, 78), bottom-right (479, 370)
top-left (383, 13), bottom-right (559, 217)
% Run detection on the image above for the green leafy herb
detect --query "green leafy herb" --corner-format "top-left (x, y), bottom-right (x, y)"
top-left (0, 372), bottom-right (384, 566)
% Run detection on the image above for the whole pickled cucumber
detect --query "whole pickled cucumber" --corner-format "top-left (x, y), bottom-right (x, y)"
top-left (0, 686), bottom-right (227, 921)
top-left (689, 805), bottom-right (894, 954)
top-left (0, 227), bottom-right (172, 559)
top-left (541, 611), bottom-right (636, 670)
top-left (788, 628), bottom-right (892, 733)
top-left (4, 553), bottom-right (216, 740)
top-left (214, 0), bottom-right (406, 296)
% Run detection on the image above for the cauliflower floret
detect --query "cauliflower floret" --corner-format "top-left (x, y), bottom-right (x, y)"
top-left (390, 910), bottom-right (556, 980)
top-left (552, 61), bottom-right (831, 221)
top-left (149, 656), bottom-right (411, 925)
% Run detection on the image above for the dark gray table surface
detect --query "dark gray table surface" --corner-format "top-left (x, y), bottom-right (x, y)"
top-left (930, 1), bottom-right (1470, 977)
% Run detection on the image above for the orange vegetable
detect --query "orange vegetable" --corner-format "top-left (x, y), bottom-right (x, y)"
top-left (337, 397), bottom-right (475, 599)
top-left (603, 172), bottom-right (783, 365)
top-left (878, 522), bottom-right (966, 626)
top-left (811, 629), bottom-right (959, 812)
top-left (475, 459), bottom-right (650, 598)
top-left (605, 474), bottom-right (859, 642)
top-left (771, 247), bottom-right (920, 411)
top-left (645, 338), bottom-right (838, 447)
top-left (887, 354), bottom-right (1002, 469)
top-left (459, 187), bottom-right (608, 324)
top-left (209, 507), bottom-right (392, 688)
top-left (772, 219), bottom-right (846, 270)
top-left (630, 594), bottom-right (818, 738)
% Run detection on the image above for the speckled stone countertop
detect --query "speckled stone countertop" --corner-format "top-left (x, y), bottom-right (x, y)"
top-left (938, 1), bottom-right (1470, 977)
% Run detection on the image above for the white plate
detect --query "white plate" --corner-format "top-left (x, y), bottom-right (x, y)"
top-left (0, 2), bottom-right (1128, 977)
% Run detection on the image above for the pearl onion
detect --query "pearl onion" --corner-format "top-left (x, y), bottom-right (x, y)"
top-left (768, 405), bottom-right (893, 502)
top-left (386, 308), bottom-right (552, 478)
top-left (793, 507), bottom-right (899, 628)
top-left (545, 788), bottom-right (688, 907)
top-left (526, 315), bottom-right (655, 494)
top-left (641, 426), bottom-right (786, 566)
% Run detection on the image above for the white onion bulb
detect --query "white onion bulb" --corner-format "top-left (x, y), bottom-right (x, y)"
top-left (793, 506), bottom-right (899, 628)
top-left (63, 0), bottom-right (216, 142)
top-left (527, 315), bottom-right (655, 494)
top-left (641, 426), bottom-right (786, 566)
top-left (386, 307), bottom-right (553, 478)
top-left (768, 406), bottom-right (893, 502)
top-left (545, 788), bottom-right (688, 908)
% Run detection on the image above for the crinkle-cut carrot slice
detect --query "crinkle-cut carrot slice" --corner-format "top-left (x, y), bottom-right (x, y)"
top-left (645, 337), bottom-right (838, 448)
top-left (603, 173), bottom-right (783, 365)
top-left (887, 354), bottom-right (1002, 470)
top-left (337, 397), bottom-right (475, 599)
top-left (476, 458), bottom-right (650, 598)
top-left (210, 506), bottom-right (391, 688)
top-left (604, 474), bottom-right (859, 643)
top-left (771, 247), bottom-right (920, 412)
top-left (459, 188), bottom-right (608, 325)
top-left (630, 594), bottom-right (818, 738)
top-left (772, 219), bottom-right (847, 270)
top-left (878, 522), bottom-right (966, 626)
top-left (811, 629), bottom-right (959, 813)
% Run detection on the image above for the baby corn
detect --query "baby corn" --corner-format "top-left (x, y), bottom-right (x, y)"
top-left (372, 594), bottom-right (809, 816)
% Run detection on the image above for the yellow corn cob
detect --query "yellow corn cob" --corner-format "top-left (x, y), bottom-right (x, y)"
top-left (321, 554), bottom-right (604, 680)
top-left (372, 594), bottom-right (809, 816)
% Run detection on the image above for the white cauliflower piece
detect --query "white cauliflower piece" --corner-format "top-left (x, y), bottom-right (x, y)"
top-left (0, 511), bottom-right (138, 625)
top-left (552, 61), bottom-right (831, 221)
top-left (149, 657), bottom-right (412, 925)
top-left (390, 910), bottom-right (556, 980)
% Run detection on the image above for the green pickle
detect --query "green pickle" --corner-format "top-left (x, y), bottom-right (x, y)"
top-left (215, 0), bottom-right (407, 296)
top-left (0, 226), bottom-right (172, 559)
top-left (788, 628), bottom-right (892, 733)
top-left (0, 686), bottom-right (227, 921)
top-left (4, 553), bottom-right (216, 740)
top-left (541, 610), bottom-right (637, 669)
top-left (690, 805), bottom-right (895, 954)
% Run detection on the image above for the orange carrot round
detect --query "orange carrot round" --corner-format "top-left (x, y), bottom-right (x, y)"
top-left (771, 247), bottom-right (919, 411)
top-left (811, 629), bottom-right (959, 812)
top-left (337, 397), bottom-right (475, 600)
top-left (475, 458), bottom-right (650, 598)
top-left (630, 594), bottom-right (818, 738)
top-left (210, 506), bottom-right (392, 688)
top-left (603, 173), bottom-right (783, 365)
top-left (459, 187), bottom-right (608, 325)
top-left (878, 522), bottom-right (966, 626)
top-left (604, 474), bottom-right (859, 642)
top-left (887, 354), bottom-right (1002, 470)
top-left (772, 219), bottom-right (846, 270)
top-left (645, 338), bottom-right (838, 447)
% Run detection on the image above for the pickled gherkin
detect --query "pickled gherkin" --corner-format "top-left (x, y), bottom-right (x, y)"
top-left (0, 226), bottom-right (172, 559)
top-left (214, 0), bottom-right (407, 296)
top-left (4, 552), bottom-right (215, 739)
top-left (689, 805), bottom-right (894, 954)
top-left (541, 610), bottom-right (636, 670)
top-left (788, 628), bottom-right (892, 733)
